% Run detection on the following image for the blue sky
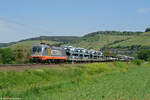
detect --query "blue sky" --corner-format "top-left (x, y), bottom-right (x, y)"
top-left (0, 0), bottom-right (150, 43)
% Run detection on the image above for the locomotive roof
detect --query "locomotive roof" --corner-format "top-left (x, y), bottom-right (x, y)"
top-left (33, 44), bottom-right (49, 48)
top-left (33, 44), bottom-right (64, 50)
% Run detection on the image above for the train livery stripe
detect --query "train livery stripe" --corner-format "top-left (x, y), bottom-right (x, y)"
top-left (31, 56), bottom-right (67, 61)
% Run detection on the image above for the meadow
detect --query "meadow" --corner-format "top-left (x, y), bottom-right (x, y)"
top-left (0, 62), bottom-right (150, 100)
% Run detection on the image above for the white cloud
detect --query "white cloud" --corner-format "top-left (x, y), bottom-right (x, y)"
top-left (137, 8), bottom-right (150, 14)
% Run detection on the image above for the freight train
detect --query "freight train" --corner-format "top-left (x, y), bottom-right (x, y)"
top-left (30, 43), bottom-right (134, 63)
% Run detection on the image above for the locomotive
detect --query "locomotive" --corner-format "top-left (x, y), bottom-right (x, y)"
top-left (30, 43), bottom-right (104, 63)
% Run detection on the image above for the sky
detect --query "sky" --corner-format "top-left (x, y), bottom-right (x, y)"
top-left (0, 0), bottom-right (150, 43)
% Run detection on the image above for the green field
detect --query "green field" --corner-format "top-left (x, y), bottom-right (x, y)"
top-left (0, 62), bottom-right (150, 100)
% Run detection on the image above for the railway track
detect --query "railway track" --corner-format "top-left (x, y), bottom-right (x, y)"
top-left (0, 63), bottom-right (87, 69)
top-left (0, 64), bottom-right (48, 67)
top-left (0, 64), bottom-right (32, 67)
top-left (0, 64), bottom-right (64, 67)
top-left (0, 63), bottom-right (90, 71)
top-left (0, 60), bottom-right (124, 67)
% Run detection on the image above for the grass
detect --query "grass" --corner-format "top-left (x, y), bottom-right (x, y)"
top-left (0, 62), bottom-right (150, 100)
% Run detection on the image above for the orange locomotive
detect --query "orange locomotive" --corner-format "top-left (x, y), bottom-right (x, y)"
top-left (30, 43), bottom-right (67, 63)
top-left (30, 43), bottom-right (105, 63)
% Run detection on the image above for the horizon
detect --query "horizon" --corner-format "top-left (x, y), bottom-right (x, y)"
top-left (0, 0), bottom-right (150, 43)
top-left (1, 30), bottom-right (146, 43)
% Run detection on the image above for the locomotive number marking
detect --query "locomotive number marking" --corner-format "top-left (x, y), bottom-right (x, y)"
top-left (48, 48), bottom-right (51, 56)
top-left (35, 51), bottom-right (39, 56)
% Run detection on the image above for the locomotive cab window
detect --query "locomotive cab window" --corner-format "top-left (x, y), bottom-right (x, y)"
top-left (32, 46), bottom-right (42, 53)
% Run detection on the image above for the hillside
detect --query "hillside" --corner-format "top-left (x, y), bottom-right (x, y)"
top-left (66, 31), bottom-right (144, 50)
top-left (109, 32), bottom-right (150, 47)
top-left (0, 36), bottom-right (79, 48)
top-left (1, 31), bottom-right (150, 55)
top-left (9, 40), bottom-right (59, 49)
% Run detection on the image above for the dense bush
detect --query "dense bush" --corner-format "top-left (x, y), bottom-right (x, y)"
top-left (0, 48), bottom-right (15, 64)
top-left (137, 49), bottom-right (150, 61)
top-left (13, 45), bottom-right (30, 64)
top-left (132, 59), bottom-right (142, 66)
top-left (145, 27), bottom-right (150, 32)
top-left (0, 46), bottom-right (30, 64)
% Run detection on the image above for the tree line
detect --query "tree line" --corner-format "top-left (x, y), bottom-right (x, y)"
top-left (137, 49), bottom-right (150, 61)
top-left (0, 46), bottom-right (30, 64)
top-left (0, 46), bottom-right (150, 64)
top-left (145, 27), bottom-right (150, 32)
top-left (84, 31), bottom-right (143, 37)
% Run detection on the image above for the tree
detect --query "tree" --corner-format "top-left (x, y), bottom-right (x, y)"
top-left (0, 48), bottom-right (15, 64)
top-left (145, 27), bottom-right (150, 32)
top-left (0, 48), bottom-right (3, 64)
top-left (13, 45), bottom-right (30, 64)
top-left (137, 49), bottom-right (150, 61)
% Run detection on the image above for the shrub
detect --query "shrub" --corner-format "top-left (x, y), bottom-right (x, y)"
top-left (145, 27), bottom-right (150, 32)
top-left (13, 45), bottom-right (30, 64)
top-left (137, 49), bottom-right (150, 61)
top-left (0, 48), bottom-right (15, 64)
top-left (132, 59), bottom-right (142, 66)
top-left (0, 54), bottom-right (2, 64)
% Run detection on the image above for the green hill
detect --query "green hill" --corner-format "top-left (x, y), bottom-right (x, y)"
top-left (0, 36), bottom-right (79, 49)
top-left (66, 31), bottom-right (144, 50)
top-left (1, 31), bottom-right (150, 55)
top-left (109, 32), bottom-right (150, 47)
top-left (9, 40), bottom-right (59, 49)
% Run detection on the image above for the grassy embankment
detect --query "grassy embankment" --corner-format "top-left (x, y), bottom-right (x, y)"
top-left (0, 62), bottom-right (150, 100)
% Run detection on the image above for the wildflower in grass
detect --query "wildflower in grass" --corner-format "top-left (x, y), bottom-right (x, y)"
top-left (36, 83), bottom-right (40, 87)
top-left (122, 68), bottom-right (127, 73)
top-left (5, 96), bottom-right (9, 98)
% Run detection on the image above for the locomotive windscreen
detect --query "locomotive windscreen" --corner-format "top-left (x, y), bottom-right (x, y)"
top-left (32, 46), bottom-right (42, 53)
